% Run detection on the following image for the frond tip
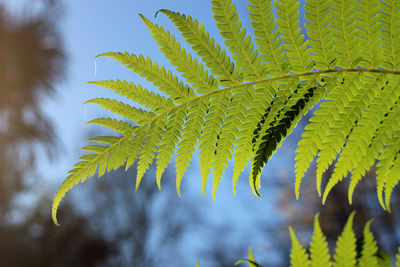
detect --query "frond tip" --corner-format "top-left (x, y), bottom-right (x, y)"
top-left (54, 0), bottom-right (400, 225)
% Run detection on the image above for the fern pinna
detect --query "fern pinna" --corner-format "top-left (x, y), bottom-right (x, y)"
top-left (235, 213), bottom-right (400, 267)
top-left (53, 0), bottom-right (400, 225)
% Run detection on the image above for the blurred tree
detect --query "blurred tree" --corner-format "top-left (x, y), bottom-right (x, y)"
top-left (0, 2), bottom-right (115, 266)
top-left (0, 0), bottom-right (64, 217)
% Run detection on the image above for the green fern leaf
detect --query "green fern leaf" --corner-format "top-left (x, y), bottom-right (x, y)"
top-left (333, 212), bottom-right (356, 267)
top-left (289, 226), bottom-right (310, 267)
top-left (211, 0), bottom-right (264, 81)
top-left (85, 98), bottom-right (155, 124)
top-left (155, 107), bottom-right (186, 189)
top-left (52, 135), bottom-right (132, 225)
top-left (377, 129), bottom-right (400, 210)
top-left (136, 118), bottom-right (166, 190)
top-left (380, 0), bottom-right (400, 71)
top-left (88, 79), bottom-right (175, 114)
top-left (310, 214), bottom-right (331, 267)
top-left (320, 74), bottom-right (381, 203)
top-left (199, 92), bottom-right (230, 198)
top-left (276, 0), bottom-right (312, 73)
top-left (355, 0), bottom-right (382, 69)
top-left (330, 0), bottom-right (359, 68)
top-left (98, 52), bottom-right (195, 103)
top-left (328, 75), bottom-right (388, 204)
top-left (235, 247), bottom-right (263, 267)
top-left (175, 100), bottom-right (208, 196)
top-left (158, 9), bottom-right (240, 86)
top-left (305, 0), bottom-right (334, 70)
top-left (248, 0), bottom-right (287, 76)
top-left (53, 0), bottom-right (400, 225)
top-left (86, 117), bottom-right (135, 135)
top-left (359, 220), bottom-right (378, 267)
top-left (140, 14), bottom-right (218, 94)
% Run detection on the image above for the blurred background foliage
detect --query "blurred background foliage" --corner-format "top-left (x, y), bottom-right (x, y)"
top-left (1, 0), bottom-right (400, 266)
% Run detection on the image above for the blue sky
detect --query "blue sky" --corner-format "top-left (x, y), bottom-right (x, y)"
top-left (3, 0), bottom-right (302, 264)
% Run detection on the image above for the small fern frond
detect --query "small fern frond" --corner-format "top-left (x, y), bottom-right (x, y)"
top-left (295, 75), bottom-right (340, 197)
top-left (155, 107), bottom-right (186, 189)
top-left (86, 118), bottom-right (136, 135)
top-left (98, 52), bottom-right (195, 103)
top-left (235, 247), bottom-right (262, 267)
top-left (248, 0), bottom-right (287, 76)
top-left (330, 0), bottom-right (359, 68)
top-left (85, 98), bottom-right (155, 124)
top-left (382, 144), bottom-right (400, 211)
top-left (199, 92), bottom-right (230, 198)
top-left (88, 79), bottom-right (175, 114)
top-left (52, 134), bottom-right (132, 225)
top-left (286, 213), bottom-right (400, 267)
top-left (359, 220), bottom-right (378, 267)
top-left (355, 0), bottom-right (382, 69)
top-left (211, 0), bottom-right (264, 81)
top-left (289, 226), bottom-right (310, 267)
top-left (305, 0), bottom-right (334, 70)
top-left (377, 129), bottom-right (400, 210)
top-left (380, 0), bottom-right (400, 71)
top-left (136, 118), bottom-right (166, 190)
top-left (333, 212), bottom-right (356, 267)
top-left (175, 100), bottom-right (207, 196)
top-left (276, 0), bottom-right (312, 73)
top-left (140, 14), bottom-right (218, 94)
top-left (310, 214), bottom-right (331, 267)
top-left (158, 9), bottom-right (240, 86)
top-left (320, 74), bottom-right (379, 203)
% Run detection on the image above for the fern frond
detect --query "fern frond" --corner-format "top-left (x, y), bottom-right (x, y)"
top-left (211, 0), bottom-right (264, 81)
top-left (98, 52), bottom-right (195, 103)
top-left (385, 132), bottom-right (400, 212)
top-left (276, 0), bottom-right (312, 73)
top-left (52, 134), bottom-right (133, 225)
top-left (359, 220), bottom-right (378, 267)
top-left (54, 0), bottom-right (400, 225)
top-left (235, 247), bottom-right (262, 267)
top-left (248, 0), bottom-right (287, 76)
top-left (320, 74), bottom-right (380, 203)
top-left (136, 118), bottom-right (166, 190)
top-left (377, 129), bottom-right (400, 210)
top-left (155, 107), bottom-right (186, 189)
top-left (175, 100), bottom-right (208, 196)
top-left (158, 9), bottom-right (240, 86)
top-left (380, 0), bottom-right (400, 71)
top-left (355, 0), bottom-right (382, 69)
top-left (209, 0), bottom-right (267, 192)
top-left (253, 78), bottom-right (323, 194)
top-left (330, 0), bottom-right (359, 68)
top-left (295, 75), bottom-right (342, 197)
top-left (333, 212), bottom-right (356, 267)
top-left (348, 82), bottom-right (400, 207)
top-left (199, 92), bottom-right (230, 198)
top-left (305, 0), bottom-right (334, 70)
top-left (140, 14), bottom-right (218, 94)
top-left (289, 226), bottom-right (310, 267)
top-left (86, 117), bottom-right (136, 135)
top-left (328, 75), bottom-right (387, 203)
top-left (85, 98), bottom-right (155, 124)
top-left (310, 214), bottom-right (331, 267)
top-left (88, 79), bottom-right (175, 114)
